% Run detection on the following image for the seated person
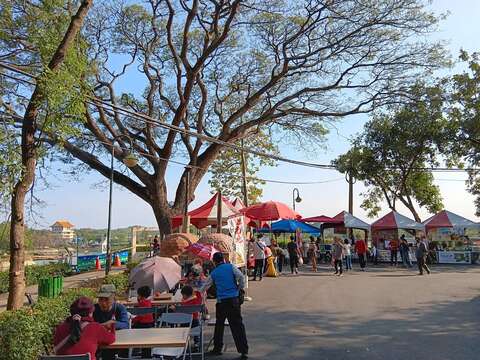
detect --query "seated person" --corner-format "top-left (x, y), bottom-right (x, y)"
top-left (131, 285), bottom-right (154, 358)
top-left (131, 286), bottom-right (154, 328)
top-left (54, 297), bottom-right (115, 360)
top-left (170, 285), bottom-right (203, 349)
top-left (93, 284), bottom-right (129, 360)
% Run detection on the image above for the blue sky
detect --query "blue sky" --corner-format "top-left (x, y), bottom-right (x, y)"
top-left (36, 1), bottom-right (480, 229)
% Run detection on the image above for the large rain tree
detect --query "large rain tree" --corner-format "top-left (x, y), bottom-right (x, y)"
top-left (54, 0), bottom-right (446, 234)
top-left (208, 130), bottom-right (279, 204)
top-left (334, 85), bottom-right (450, 221)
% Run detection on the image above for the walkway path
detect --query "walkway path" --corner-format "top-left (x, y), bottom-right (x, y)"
top-left (208, 264), bottom-right (480, 360)
top-left (0, 267), bottom-right (125, 312)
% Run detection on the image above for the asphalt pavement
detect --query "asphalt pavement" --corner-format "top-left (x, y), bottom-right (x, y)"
top-left (207, 263), bottom-right (480, 360)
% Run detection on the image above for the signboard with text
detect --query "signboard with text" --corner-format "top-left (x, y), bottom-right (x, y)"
top-left (437, 251), bottom-right (471, 264)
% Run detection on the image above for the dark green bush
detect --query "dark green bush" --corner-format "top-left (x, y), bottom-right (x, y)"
top-left (0, 262), bottom-right (72, 294)
top-left (0, 288), bottom-right (96, 360)
top-left (103, 271), bottom-right (129, 295)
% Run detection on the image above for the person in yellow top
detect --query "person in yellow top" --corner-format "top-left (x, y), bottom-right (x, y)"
top-left (264, 245), bottom-right (278, 277)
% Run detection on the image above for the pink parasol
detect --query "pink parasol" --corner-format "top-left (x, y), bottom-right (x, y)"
top-left (185, 242), bottom-right (219, 260)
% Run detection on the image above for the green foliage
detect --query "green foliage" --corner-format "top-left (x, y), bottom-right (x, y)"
top-left (0, 1), bottom-right (90, 209)
top-left (334, 85), bottom-right (448, 219)
top-left (0, 262), bottom-right (72, 293)
top-left (103, 271), bottom-right (129, 295)
top-left (447, 52), bottom-right (480, 216)
top-left (208, 131), bottom-right (278, 204)
top-left (0, 222), bottom-right (35, 251)
top-left (0, 287), bottom-right (96, 360)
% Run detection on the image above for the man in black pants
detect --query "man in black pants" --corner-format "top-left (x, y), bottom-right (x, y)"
top-left (251, 236), bottom-right (266, 281)
top-left (287, 236), bottom-right (299, 274)
top-left (201, 252), bottom-right (249, 360)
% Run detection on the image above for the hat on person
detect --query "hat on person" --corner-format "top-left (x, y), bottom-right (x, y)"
top-left (70, 296), bottom-right (94, 315)
top-left (97, 284), bottom-right (117, 298)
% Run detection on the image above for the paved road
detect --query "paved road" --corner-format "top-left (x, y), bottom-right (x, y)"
top-left (209, 264), bottom-right (480, 360)
top-left (0, 267), bottom-right (125, 312)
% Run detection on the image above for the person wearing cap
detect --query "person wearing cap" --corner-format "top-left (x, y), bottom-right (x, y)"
top-left (94, 284), bottom-right (129, 360)
top-left (53, 297), bottom-right (115, 360)
top-left (93, 284), bottom-right (129, 330)
top-left (201, 252), bottom-right (249, 360)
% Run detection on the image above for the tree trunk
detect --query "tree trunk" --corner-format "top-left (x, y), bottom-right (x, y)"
top-left (404, 196), bottom-right (421, 222)
top-left (7, 137), bottom-right (36, 309)
top-left (7, 0), bottom-right (93, 310)
top-left (152, 202), bottom-right (173, 238)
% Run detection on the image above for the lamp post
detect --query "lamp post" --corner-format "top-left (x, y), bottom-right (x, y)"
top-left (292, 188), bottom-right (302, 211)
top-left (105, 134), bottom-right (138, 275)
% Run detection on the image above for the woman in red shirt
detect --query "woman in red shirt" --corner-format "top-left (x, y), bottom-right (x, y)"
top-left (53, 297), bottom-right (115, 360)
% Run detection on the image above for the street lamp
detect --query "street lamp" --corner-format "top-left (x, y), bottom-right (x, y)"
top-left (105, 134), bottom-right (138, 275)
top-left (292, 188), bottom-right (302, 211)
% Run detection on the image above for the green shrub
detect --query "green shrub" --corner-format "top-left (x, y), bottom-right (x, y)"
top-left (0, 263), bottom-right (72, 294)
top-left (103, 272), bottom-right (129, 295)
top-left (0, 288), bottom-right (96, 360)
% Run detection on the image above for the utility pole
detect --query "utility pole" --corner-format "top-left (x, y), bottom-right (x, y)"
top-left (181, 170), bottom-right (190, 233)
top-left (345, 157), bottom-right (356, 239)
top-left (216, 190), bottom-right (223, 233)
top-left (348, 171), bottom-right (353, 215)
top-left (240, 138), bottom-right (249, 207)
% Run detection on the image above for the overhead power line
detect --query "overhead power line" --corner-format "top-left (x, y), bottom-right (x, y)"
top-left (0, 62), bottom-right (478, 174)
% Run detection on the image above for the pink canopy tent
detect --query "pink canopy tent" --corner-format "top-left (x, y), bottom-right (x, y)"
top-left (371, 211), bottom-right (425, 231)
top-left (171, 192), bottom-right (240, 229)
top-left (423, 210), bottom-right (478, 232)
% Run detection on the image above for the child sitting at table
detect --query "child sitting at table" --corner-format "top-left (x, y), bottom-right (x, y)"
top-left (131, 286), bottom-right (154, 358)
top-left (131, 286), bottom-right (154, 328)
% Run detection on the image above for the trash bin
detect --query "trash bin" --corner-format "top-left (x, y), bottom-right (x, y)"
top-left (38, 275), bottom-right (63, 298)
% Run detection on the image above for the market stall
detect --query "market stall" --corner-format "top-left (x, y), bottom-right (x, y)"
top-left (302, 211), bottom-right (370, 242)
top-left (371, 211), bottom-right (425, 263)
top-left (423, 210), bottom-right (480, 264)
top-left (171, 192), bottom-right (240, 230)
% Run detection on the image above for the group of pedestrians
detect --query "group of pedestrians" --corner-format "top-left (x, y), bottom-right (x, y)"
top-left (384, 235), bottom-right (431, 275)
top-left (331, 237), bottom-right (368, 276)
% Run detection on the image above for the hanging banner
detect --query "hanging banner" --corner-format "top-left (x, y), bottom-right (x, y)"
top-left (228, 216), bottom-right (246, 266)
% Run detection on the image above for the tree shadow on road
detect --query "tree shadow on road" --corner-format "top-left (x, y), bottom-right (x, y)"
top-left (239, 295), bottom-right (480, 360)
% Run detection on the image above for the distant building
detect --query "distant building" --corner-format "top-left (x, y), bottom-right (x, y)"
top-left (50, 220), bottom-right (75, 242)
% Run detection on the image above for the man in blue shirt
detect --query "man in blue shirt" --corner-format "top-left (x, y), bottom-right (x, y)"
top-left (201, 252), bottom-right (248, 360)
top-left (93, 284), bottom-right (129, 360)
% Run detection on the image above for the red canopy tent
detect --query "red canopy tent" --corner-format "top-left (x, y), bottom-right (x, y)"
top-left (371, 211), bottom-right (424, 246)
top-left (371, 211), bottom-right (424, 231)
top-left (423, 210), bottom-right (478, 232)
top-left (171, 192), bottom-right (240, 229)
top-left (240, 201), bottom-right (301, 221)
top-left (301, 214), bottom-right (339, 224)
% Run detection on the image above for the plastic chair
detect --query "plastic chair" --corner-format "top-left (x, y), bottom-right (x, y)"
top-left (39, 355), bottom-right (90, 360)
top-left (154, 313), bottom-right (192, 360)
top-left (175, 305), bottom-right (206, 360)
